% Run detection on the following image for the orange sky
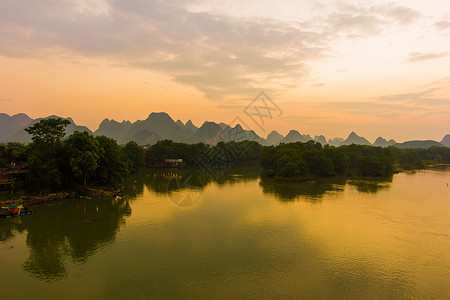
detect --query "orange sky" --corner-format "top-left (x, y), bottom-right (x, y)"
top-left (0, 0), bottom-right (449, 142)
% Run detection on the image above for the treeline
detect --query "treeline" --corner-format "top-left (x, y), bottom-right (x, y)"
top-left (145, 139), bottom-right (263, 166)
top-left (1, 118), bottom-right (146, 192)
top-left (261, 141), bottom-right (450, 180)
top-left (0, 118), bottom-right (263, 192)
top-left (2, 118), bottom-right (450, 190)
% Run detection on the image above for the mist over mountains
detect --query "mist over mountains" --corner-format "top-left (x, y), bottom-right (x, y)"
top-left (1, 112), bottom-right (448, 149)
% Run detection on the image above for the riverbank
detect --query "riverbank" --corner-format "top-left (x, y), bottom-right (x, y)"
top-left (0, 186), bottom-right (124, 208)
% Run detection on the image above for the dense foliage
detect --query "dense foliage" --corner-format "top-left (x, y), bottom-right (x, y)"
top-left (1, 118), bottom-right (141, 192)
top-left (145, 140), bottom-right (263, 167)
top-left (1, 118), bottom-right (450, 190)
top-left (260, 141), bottom-right (450, 180)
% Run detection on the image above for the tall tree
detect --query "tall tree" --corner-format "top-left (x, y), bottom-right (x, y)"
top-left (65, 131), bottom-right (102, 186)
top-left (123, 141), bottom-right (145, 172)
top-left (25, 118), bottom-right (71, 143)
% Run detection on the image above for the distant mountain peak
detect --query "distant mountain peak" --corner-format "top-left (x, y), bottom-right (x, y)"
top-left (394, 140), bottom-right (444, 149)
top-left (287, 129), bottom-right (300, 135)
top-left (342, 132), bottom-right (371, 146)
top-left (149, 112), bottom-right (169, 117)
top-left (147, 112), bottom-right (173, 121)
top-left (441, 134), bottom-right (450, 147)
top-left (175, 119), bottom-right (184, 127)
top-left (314, 135), bottom-right (327, 145)
top-left (280, 130), bottom-right (310, 144)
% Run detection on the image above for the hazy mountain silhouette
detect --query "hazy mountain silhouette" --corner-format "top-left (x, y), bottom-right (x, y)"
top-left (175, 120), bottom-right (184, 128)
top-left (341, 132), bottom-right (372, 146)
top-left (6, 115), bottom-right (91, 143)
top-left (193, 121), bottom-right (223, 144)
top-left (328, 137), bottom-right (344, 147)
top-left (1, 112), bottom-right (448, 148)
top-left (129, 112), bottom-right (192, 143)
top-left (0, 113), bottom-right (33, 142)
top-left (247, 130), bottom-right (266, 144)
top-left (303, 134), bottom-right (313, 141)
top-left (314, 135), bottom-right (327, 145)
top-left (441, 134), bottom-right (450, 147)
top-left (226, 125), bottom-right (264, 144)
top-left (95, 119), bottom-right (133, 144)
top-left (95, 113), bottom-right (189, 143)
top-left (280, 130), bottom-right (309, 143)
top-left (373, 137), bottom-right (396, 147)
top-left (184, 120), bottom-right (198, 133)
top-left (265, 131), bottom-right (284, 145)
top-left (129, 130), bottom-right (161, 145)
top-left (393, 140), bottom-right (444, 149)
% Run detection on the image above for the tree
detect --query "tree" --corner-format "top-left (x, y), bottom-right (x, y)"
top-left (355, 156), bottom-right (392, 176)
top-left (0, 142), bottom-right (28, 167)
top-left (25, 118), bottom-right (70, 191)
top-left (123, 141), bottom-right (145, 172)
top-left (25, 118), bottom-right (71, 143)
top-left (65, 131), bottom-right (102, 185)
top-left (95, 136), bottom-right (130, 186)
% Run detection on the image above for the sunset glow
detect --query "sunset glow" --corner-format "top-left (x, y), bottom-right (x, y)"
top-left (1, 0), bottom-right (449, 141)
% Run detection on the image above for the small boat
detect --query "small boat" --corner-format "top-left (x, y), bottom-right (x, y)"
top-left (0, 204), bottom-right (33, 218)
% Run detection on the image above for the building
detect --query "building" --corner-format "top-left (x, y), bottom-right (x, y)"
top-left (0, 162), bottom-right (28, 190)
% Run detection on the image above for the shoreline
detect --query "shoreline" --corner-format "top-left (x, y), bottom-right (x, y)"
top-left (0, 186), bottom-right (124, 208)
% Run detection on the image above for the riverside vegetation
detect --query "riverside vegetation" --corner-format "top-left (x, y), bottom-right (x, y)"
top-left (1, 118), bottom-right (450, 196)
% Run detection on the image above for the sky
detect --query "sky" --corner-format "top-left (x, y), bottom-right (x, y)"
top-left (0, 0), bottom-right (449, 142)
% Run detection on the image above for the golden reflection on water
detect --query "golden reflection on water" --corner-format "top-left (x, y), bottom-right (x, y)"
top-left (0, 167), bottom-right (449, 298)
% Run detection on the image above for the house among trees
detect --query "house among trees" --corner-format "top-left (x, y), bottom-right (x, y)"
top-left (149, 158), bottom-right (183, 168)
top-left (164, 159), bottom-right (183, 167)
top-left (0, 162), bottom-right (28, 190)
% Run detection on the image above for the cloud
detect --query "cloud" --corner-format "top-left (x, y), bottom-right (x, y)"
top-left (369, 4), bottom-right (420, 25)
top-left (435, 14), bottom-right (450, 31)
top-left (0, 98), bottom-right (13, 102)
top-left (435, 21), bottom-right (450, 31)
top-left (325, 3), bottom-right (421, 36)
top-left (377, 78), bottom-right (450, 107)
top-left (0, 0), bottom-right (422, 100)
top-left (312, 77), bottom-right (450, 120)
top-left (407, 52), bottom-right (448, 63)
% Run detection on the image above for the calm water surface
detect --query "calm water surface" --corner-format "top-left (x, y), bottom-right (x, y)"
top-left (1, 166), bottom-right (449, 299)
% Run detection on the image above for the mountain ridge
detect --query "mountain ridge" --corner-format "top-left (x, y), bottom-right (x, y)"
top-left (0, 112), bottom-right (448, 149)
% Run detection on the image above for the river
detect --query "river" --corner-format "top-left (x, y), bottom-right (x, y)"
top-left (1, 165), bottom-right (449, 299)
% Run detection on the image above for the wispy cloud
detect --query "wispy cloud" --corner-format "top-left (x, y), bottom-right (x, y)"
top-left (435, 14), bottom-right (450, 31)
top-left (0, 98), bottom-right (13, 102)
top-left (312, 77), bottom-right (450, 120)
top-left (0, 0), bottom-right (423, 100)
top-left (407, 51), bottom-right (448, 63)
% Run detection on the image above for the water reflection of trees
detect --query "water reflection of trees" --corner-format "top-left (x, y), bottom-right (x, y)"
top-left (259, 177), bottom-right (347, 202)
top-left (346, 176), bottom-right (393, 194)
top-left (259, 175), bottom-right (393, 201)
top-left (123, 162), bottom-right (394, 203)
top-left (125, 163), bottom-right (261, 197)
top-left (0, 197), bottom-right (131, 281)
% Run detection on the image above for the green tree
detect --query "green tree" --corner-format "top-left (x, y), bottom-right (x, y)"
top-left (123, 141), bottom-right (145, 172)
top-left (25, 118), bottom-right (70, 191)
top-left (95, 136), bottom-right (130, 186)
top-left (65, 131), bottom-right (102, 186)
top-left (355, 156), bottom-right (392, 176)
top-left (25, 118), bottom-right (71, 143)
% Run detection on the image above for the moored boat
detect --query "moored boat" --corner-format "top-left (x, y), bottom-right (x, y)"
top-left (0, 204), bottom-right (33, 218)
